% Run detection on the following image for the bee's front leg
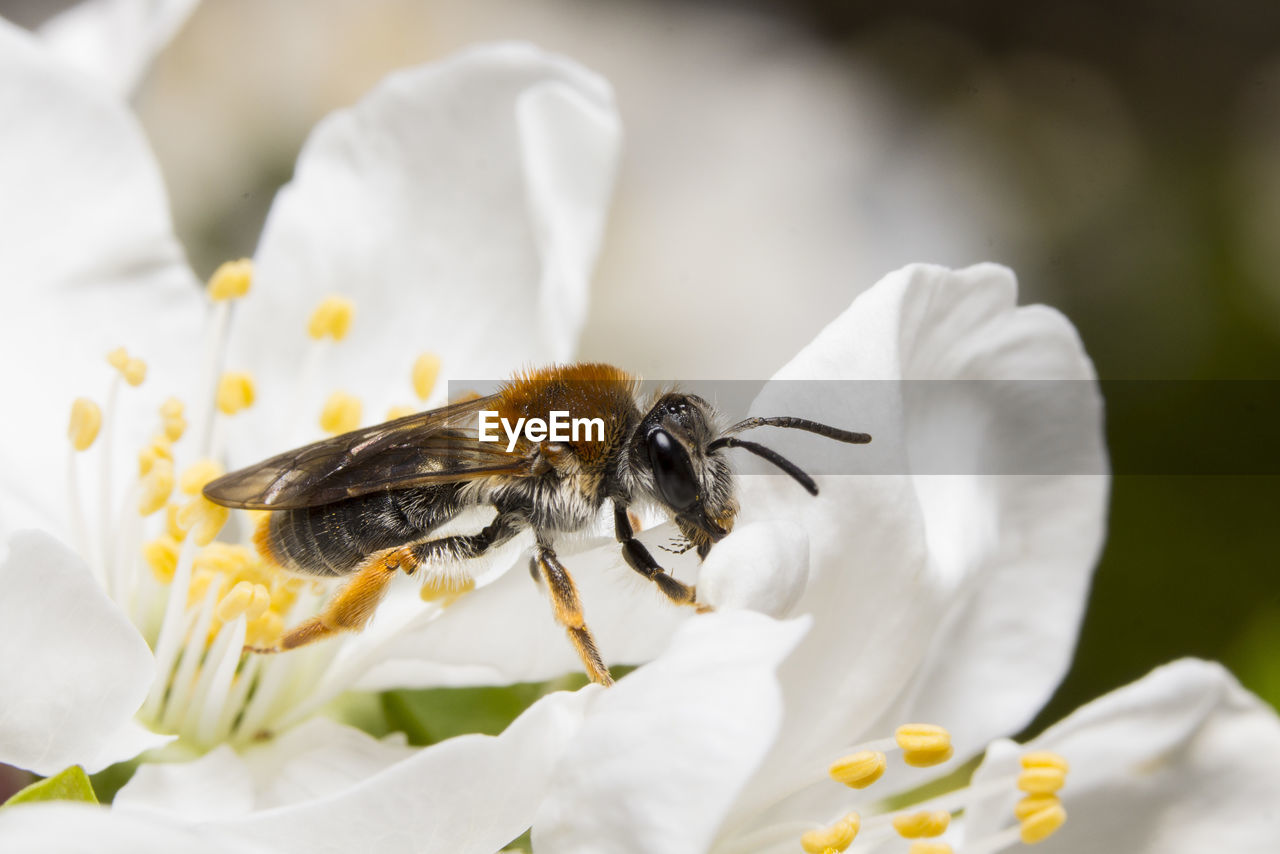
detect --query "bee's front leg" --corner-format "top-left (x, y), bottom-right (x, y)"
top-left (612, 503), bottom-right (704, 609)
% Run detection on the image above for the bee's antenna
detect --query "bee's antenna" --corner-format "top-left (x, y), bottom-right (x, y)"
top-left (723, 416), bottom-right (871, 445)
top-left (706, 437), bottom-right (819, 496)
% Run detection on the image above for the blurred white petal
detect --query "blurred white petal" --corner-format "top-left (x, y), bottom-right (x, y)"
top-left (38, 0), bottom-right (199, 96)
top-left (697, 521), bottom-right (808, 617)
top-left (966, 659), bottom-right (1280, 853)
top-left (0, 531), bottom-right (167, 774)
top-left (231, 42), bottom-right (620, 458)
top-left (0, 802), bottom-right (275, 854)
top-left (0, 19), bottom-right (201, 539)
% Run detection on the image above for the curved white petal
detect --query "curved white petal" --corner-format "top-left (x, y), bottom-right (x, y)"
top-left (117, 717), bottom-right (415, 820)
top-left (38, 0), bottom-right (200, 96)
top-left (0, 802), bottom-right (274, 854)
top-left (217, 688), bottom-right (594, 854)
top-left (698, 520), bottom-right (809, 617)
top-left (720, 263), bottom-right (1105, 824)
top-left (0, 531), bottom-right (166, 774)
top-left (965, 659), bottom-right (1280, 853)
top-left (0, 19), bottom-right (201, 539)
top-left (853, 263), bottom-right (1109, 763)
top-left (533, 612), bottom-right (810, 854)
top-left (230, 42), bottom-right (620, 460)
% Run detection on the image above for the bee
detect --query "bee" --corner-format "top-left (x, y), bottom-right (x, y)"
top-left (203, 363), bottom-right (869, 685)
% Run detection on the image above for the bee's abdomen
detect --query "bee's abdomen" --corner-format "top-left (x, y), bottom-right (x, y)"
top-left (256, 486), bottom-right (463, 577)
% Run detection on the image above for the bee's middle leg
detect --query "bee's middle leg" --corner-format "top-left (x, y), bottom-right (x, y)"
top-left (251, 512), bottom-right (524, 653)
top-left (534, 545), bottom-right (613, 687)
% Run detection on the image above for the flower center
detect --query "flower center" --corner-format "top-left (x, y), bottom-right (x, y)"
top-left (794, 725), bottom-right (1068, 854)
top-left (62, 259), bottom-right (453, 750)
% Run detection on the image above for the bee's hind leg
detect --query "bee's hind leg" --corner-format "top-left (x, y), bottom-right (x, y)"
top-left (247, 512), bottom-right (526, 654)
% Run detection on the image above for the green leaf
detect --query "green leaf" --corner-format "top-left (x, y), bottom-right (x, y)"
top-left (380, 672), bottom-right (595, 746)
top-left (4, 765), bottom-right (98, 807)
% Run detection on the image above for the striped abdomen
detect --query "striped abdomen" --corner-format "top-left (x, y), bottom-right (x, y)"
top-left (255, 484), bottom-right (464, 577)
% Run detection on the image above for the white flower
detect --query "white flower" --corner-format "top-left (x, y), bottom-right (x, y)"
top-left (0, 18), bottom-right (619, 843)
top-left (521, 261), bottom-right (1113, 853)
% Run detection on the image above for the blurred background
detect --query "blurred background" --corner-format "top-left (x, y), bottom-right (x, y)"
top-left (4, 0), bottom-right (1279, 737)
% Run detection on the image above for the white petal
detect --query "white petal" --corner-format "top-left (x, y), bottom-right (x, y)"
top-left (218, 688), bottom-right (594, 854)
top-left (0, 531), bottom-right (163, 774)
top-left (534, 612), bottom-right (810, 854)
top-left (0, 19), bottom-right (201, 539)
top-left (851, 264), bottom-right (1108, 763)
top-left (965, 659), bottom-right (1280, 853)
top-left (116, 717), bottom-right (415, 820)
top-left (0, 802), bottom-right (274, 854)
top-left (38, 0), bottom-right (199, 97)
top-left (231, 43), bottom-right (620, 459)
top-left (722, 263), bottom-right (1106, 818)
top-left (351, 528), bottom-right (693, 690)
top-left (698, 520), bottom-right (808, 617)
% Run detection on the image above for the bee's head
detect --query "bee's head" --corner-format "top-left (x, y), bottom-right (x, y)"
top-left (629, 393), bottom-right (738, 559)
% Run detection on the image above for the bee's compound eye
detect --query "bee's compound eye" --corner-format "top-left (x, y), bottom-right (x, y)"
top-left (646, 429), bottom-right (698, 510)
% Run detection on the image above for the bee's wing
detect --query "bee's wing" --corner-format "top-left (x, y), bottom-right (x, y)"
top-left (202, 393), bottom-right (532, 510)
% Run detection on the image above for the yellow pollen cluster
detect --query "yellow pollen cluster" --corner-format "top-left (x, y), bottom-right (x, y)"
top-left (896, 724), bottom-right (954, 767)
top-left (107, 346), bottom-right (147, 386)
top-left (907, 843), bottom-right (953, 854)
top-left (174, 462), bottom-right (230, 545)
top-left (188, 542), bottom-right (304, 648)
top-left (217, 372), bottom-right (256, 415)
top-left (138, 458), bottom-right (175, 516)
top-left (800, 812), bottom-right (860, 854)
top-left (1015, 752), bottom-right (1069, 843)
top-left (412, 352), bottom-right (441, 401)
top-left (419, 573), bottom-right (476, 607)
top-left (179, 459), bottom-right (224, 495)
top-left (67, 397), bottom-right (102, 451)
top-left (386, 404), bottom-right (419, 421)
top-left (308, 295), bottom-right (355, 341)
top-left (320, 391), bottom-right (361, 434)
top-left (208, 258), bottom-right (253, 301)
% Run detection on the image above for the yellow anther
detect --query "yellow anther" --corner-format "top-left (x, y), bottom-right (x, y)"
top-left (420, 574), bottom-right (475, 604)
top-left (177, 497), bottom-right (229, 546)
top-left (828, 751), bottom-right (887, 789)
top-left (138, 459), bottom-right (174, 516)
top-left (208, 258), bottom-right (253, 300)
top-left (246, 610), bottom-right (283, 648)
top-left (896, 724), bottom-right (954, 767)
top-left (893, 811), bottom-right (951, 839)
top-left (412, 352), bottom-right (441, 401)
top-left (1021, 752), bottom-right (1070, 773)
top-left (245, 584), bottom-right (272, 620)
top-left (907, 844), bottom-right (953, 854)
top-left (107, 347), bottom-right (129, 371)
top-left (216, 372), bottom-right (255, 415)
top-left (307, 295), bottom-right (355, 341)
top-left (320, 391), bottom-right (361, 434)
top-left (122, 357), bottom-right (146, 387)
top-left (163, 415), bottom-right (187, 442)
top-left (160, 398), bottom-right (185, 419)
top-left (1020, 802), bottom-right (1067, 843)
top-left (799, 813), bottom-right (860, 854)
top-left (216, 581), bottom-right (255, 621)
top-left (1018, 766), bottom-right (1067, 795)
top-left (187, 569), bottom-right (224, 607)
top-left (1014, 794), bottom-right (1061, 822)
top-left (180, 459), bottom-right (224, 495)
top-left (165, 502), bottom-right (187, 541)
top-left (386, 404), bottom-right (418, 421)
top-left (137, 437), bottom-right (173, 477)
top-left (143, 536), bottom-right (180, 583)
top-left (67, 398), bottom-right (102, 451)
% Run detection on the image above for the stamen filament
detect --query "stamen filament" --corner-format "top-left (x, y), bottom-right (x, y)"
top-left (188, 616), bottom-right (247, 745)
top-left (160, 583), bottom-right (220, 732)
